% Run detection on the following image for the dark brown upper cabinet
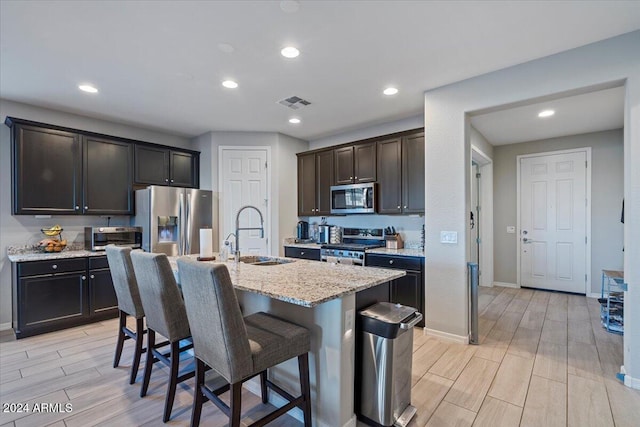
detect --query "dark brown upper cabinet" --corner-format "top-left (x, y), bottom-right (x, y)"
top-left (84, 136), bottom-right (133, 215)
top-left (9, 121), bottom-right (133, 215)
top-left (334, 142), bottom-right (376, 185)
top-left (297, 150), bottom-right (334, 216)
top-left (134, 145), bottom-right (198, 188)
top-left (402, 132), bottom-right (425, 214)
top-left (11, 124), bottom-right (82, 215)
top-left (376, 131), bottom-right (425, 214)
top-left (376, 137), bottom-right (403, 214)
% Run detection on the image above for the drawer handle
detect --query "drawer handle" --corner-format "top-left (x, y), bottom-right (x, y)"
top-left (301, 251), bottom-right (305, 255)
top-left (389, 260), bottom-right (394, 265)
top-left (404, 205), bottom-right (407, 209)
top-left (82, 275), bottom-right (86, 280)
top-left (52, 264), bottom-right (58, 270)
top-left (350, 176), bottom-right (353, 179)
top-left (90, 274), bottom-right (95, 279)
top-left (397, 206), bottom-right (400, 209)
top-left (355, 176), bottom-right (358, 179)
top-left (84, 206), bottom-right (89, 210)
top-left (75, 206), bottom-right (80, 210)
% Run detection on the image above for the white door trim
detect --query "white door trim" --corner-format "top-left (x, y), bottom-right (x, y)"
top-left (471, 145), bottom-right (494, 287)
top-left (516, 147), bottom-right (592, 292)
top-left (218, 145), bottom-right (273, 256)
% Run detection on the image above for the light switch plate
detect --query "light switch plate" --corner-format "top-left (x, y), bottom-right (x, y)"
top-left (440, 231), bottom-right (458, 244)
top-left (506, 226), bottom-right (516, 234)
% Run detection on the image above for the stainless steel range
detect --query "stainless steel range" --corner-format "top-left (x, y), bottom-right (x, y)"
top-left (321, 228), bottom-right (385, 266)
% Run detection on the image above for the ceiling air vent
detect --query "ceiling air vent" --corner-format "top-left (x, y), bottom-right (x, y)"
top-left (278, 96), bottom-right (311, 110)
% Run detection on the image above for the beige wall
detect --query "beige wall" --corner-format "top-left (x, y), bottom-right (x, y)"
top-left (493, 130), bottom-right (624, 294)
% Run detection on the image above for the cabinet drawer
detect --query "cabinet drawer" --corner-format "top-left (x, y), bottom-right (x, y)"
top-left (18, 258), bottom-right (87, 277)
top-left (365, 254), bottom-right (421, 271)
top-left (284, 247), bottom-right (321, 261)
top-left (89, 256), bottom-right (109, 270)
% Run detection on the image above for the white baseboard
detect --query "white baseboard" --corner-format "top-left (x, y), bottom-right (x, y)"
top-left (588, 292), bottom-right (602, 299)
top-left (425, 328), bottom-right (469, 344)
top-left (479, 283), bottom-right (493, 288)
top-left (620, 366), bottom-right (640, 390)
top-left (0, 322), bottom-right (12, 332)
top-left (493, 281), bottom-right (519, 289)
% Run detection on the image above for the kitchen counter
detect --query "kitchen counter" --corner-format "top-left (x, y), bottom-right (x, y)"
top-left (170, 253), bottom-right (404, 427)
top-left (367, 247), bottom-right (425, 258)
top-left (168, 254), bottom-right (404, 307)
top-left (7, 245), bottom-right (106, 262)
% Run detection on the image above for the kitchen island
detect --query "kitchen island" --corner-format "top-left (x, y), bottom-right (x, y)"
top-left (169, 254), bottom-right (405, 427)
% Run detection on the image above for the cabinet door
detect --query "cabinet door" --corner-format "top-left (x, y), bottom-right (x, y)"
top-left (170, 150), bottom-right (197, 187)
top-left (19, 272), bottom-right (88, 330)
top-left (402, 133), bottom-right (425, 213)
top-left (354, 142), bottom-right (376, 183)
top-left (84, 136), bottom-right (133, 214)
top-left (390, 271), bottom-right (424, 326)
top-left (334, 146), bottom-right (354, 185)
top-left (90, 268), bottom-right (118, 315)
top-left (316, 150), bottom-right (334, 215)
top-left (134, 145), bottom-right (169, 185)
top-left (377, 138), bottom-right (402, 214)
top-left (297, 153), bottom-right (317, 216)
top-left (13, 125), bottom-right (82, 214)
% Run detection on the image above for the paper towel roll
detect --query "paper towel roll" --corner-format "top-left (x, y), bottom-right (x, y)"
top-left (199, 228), bottom-right (213, 259)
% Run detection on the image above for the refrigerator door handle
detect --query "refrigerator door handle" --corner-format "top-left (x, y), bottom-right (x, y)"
top-left (179, 193), bottom-right (185, 255)
top-left (186, 193), bottom-right (192, 254)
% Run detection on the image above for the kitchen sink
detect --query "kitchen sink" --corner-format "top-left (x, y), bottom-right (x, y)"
top-left (238, 256), bottom-right (295, 266)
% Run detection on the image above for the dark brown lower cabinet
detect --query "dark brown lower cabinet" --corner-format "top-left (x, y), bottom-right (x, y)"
top-left (13, 256), bottom-right (118, 339)
top-left (284, 246), bottom-right (321, 261)
top-left (365, 254), bottom-right (425, 327)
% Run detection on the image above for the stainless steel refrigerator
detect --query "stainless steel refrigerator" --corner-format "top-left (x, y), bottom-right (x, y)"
top-left (133, 186), bottom-right (213, 256)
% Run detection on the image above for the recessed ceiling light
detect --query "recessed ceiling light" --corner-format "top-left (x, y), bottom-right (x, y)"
top-left (538, 109), bottom-right (555, 118)
top-left (222, 80), bottom-right (238, 89)
top-left (78, 84), bottom-right (98, 93)
top-left (281, 46), bottom-right (300, 58)
top-left (383, 87), bottom-right (398, 96)
top-left (289, 118), bottom-right (301, 124)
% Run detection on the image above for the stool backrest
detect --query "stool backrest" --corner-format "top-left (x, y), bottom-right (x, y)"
top-left (105, 245), bottom-right (144, 318)
top-left (177, 258), bottom-right (252, 383)
top-left (130, 251), bottom-right (190, 342)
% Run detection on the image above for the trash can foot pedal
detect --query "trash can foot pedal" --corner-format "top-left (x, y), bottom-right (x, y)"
top-left (394, 405), bottom-right (417, 427)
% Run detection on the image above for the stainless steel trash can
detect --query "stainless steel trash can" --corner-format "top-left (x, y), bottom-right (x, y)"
top-left (358, 302), bottom-right (423, 427)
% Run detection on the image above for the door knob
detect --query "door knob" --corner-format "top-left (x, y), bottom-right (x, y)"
top-left (523, 238), bottom-right (531, 243)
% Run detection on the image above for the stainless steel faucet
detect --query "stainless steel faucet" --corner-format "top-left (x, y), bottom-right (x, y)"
top-left (234, 205), bottom-right (265, 261)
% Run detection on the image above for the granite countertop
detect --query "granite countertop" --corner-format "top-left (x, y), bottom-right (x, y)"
top-left (169, 254), bottom-right (405, 308)
top-left (7, 245), bottom-right (106, 262)
top-left (367, 247), bottom-right (425, 258)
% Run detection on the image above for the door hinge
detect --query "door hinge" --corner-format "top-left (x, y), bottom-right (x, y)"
top-left (585, 160), bottom-right (588, 168)
top-left (477, 205), bottom-right (481, 212)
top-left (265, 161), bottom-right (268, 169)
top-left (585, 274), bottom-right (588, 282)
top-left (476, 173), bottom-right (481, 178)
top-left (476, 237), bottom-right (481, 244)
top-left (585, 236), bottom-right (587, 244)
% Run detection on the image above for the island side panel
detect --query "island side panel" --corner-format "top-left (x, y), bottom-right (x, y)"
top-left (237, 290), bottom-right (358, 427)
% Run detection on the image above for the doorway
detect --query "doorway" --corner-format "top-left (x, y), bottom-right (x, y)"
top-left (219, 147), bottom-right (271, 255)
top-left (517, 148), bottom-right (591, 294)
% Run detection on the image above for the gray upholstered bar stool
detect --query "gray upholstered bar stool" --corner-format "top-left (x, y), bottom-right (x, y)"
top-left (105, 245), bottom-right (146, 385)
top-left (177, 258), bottom-right (312, 427)
top-left (130, 251), bottom-right (195, 423)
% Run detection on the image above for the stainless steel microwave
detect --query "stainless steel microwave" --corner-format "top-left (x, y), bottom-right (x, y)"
top-left (85, 226), bottom-right (142, 251)
top-left (330, 183), bottom-right (376, 214)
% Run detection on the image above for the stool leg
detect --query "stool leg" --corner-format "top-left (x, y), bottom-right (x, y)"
top-left (298, 353), bottom-right (312, 427)
top-left (190, 359), bottom-right (205, 427)
top-left (260, 370), bottom-right (268, 404)
top-left (113, 311), bottom-right (126, 368)
top-left (230, 382), bottom-right (242, 427)
top-left (129, 317), bottom-right (145, 384)
top-left (140, 329), bottom-right (155, 397)
top-left (163, 341), bottom-right (180, 422)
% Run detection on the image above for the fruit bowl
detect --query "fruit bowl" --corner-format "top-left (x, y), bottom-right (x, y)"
top-left (41, 225), bottom-right (63, 237)
top-left (38, 238), bottom-right (67, 252)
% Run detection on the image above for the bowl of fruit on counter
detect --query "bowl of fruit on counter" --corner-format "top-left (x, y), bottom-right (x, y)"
top-left (38, 225), bottom-right (67, 252)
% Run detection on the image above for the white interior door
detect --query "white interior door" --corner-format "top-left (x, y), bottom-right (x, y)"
top-left (519, 150), bottom-right (588, 294)
top-left (221, 148), bottom-right (269, 255)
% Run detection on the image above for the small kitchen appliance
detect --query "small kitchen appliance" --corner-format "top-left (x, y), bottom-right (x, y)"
top-left (85, 226), bottom-right (142, 251)
top-left (296, 220), bottom-right (309, 240)
top-left (330, 183), bottom-right (376, 214)
top-left (318, 225), bottom-right (331, 244)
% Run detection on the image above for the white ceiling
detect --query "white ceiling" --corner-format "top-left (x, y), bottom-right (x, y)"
top-left (1, 1), bottom-right (639, 141)
top-left (470, 86), bottom-right (625, 145)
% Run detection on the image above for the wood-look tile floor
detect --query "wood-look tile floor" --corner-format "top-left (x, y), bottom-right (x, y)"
top-left (1, 286), bottom-right (638, 427)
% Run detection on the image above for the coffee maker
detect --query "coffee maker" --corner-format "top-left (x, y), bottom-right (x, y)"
top-left (297, 221), bottom-right (309, 240)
